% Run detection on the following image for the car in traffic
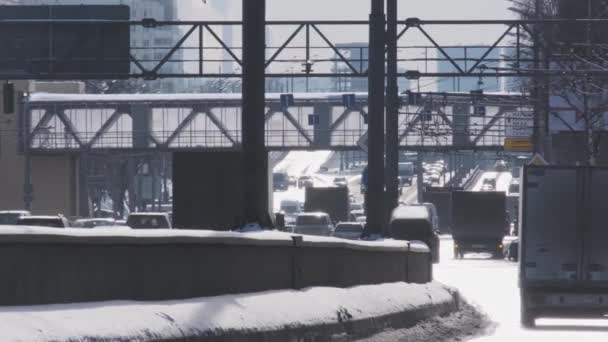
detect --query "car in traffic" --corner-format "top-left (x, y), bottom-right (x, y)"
top-left (412, 203), bottom-right (440, 234)
top-left (73, 218), bottom-right (118, 228)
top-left (495, 160), bottom-right (508, 172)
top-left (398, 162), bottom-right (414, 186)
top-left (298, 175), bottom-right (314, 188)
top-left (0, 210), bottom-right (30, 225)
top-left (482, 177), bottom-right (496, 187)
top-left (288, 175), bottom-right (297, 187)
top-left (350, 202), bottom-right (364, 211)
top-left (333, 176), bottom-right (348, 187)
top-left (480, 184), bottom-right (494, 191)
top-left (429, 172), bottom-right (441, 184)
top-left (507, 179), bottom-right (520, 196)
top-left (273, 172), bottom-right (290, 191)
top-left (332, 222), bottom-right (364, 240)
top-left (15, 215), bottom-right (70, 228)
top-left (280, 199), bottom-right (301, 215)
top-left (389, 205), bottom-right (440, 263)
top-left (291, 212), bottom-right (334, 236)
top-left (355, 216), bottom-right (367, 223)
top-left (126, 212), bottom-right (172, 229)
top-left (349, 209), bottom-right (366, 222)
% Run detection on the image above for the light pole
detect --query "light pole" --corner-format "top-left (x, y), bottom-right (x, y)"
top-left (386, 0), bottom-right (400, 215)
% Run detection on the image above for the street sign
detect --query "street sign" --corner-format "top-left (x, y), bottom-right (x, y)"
top-left (506, 111), bottom-right (533, 138)
top-left (0, 5), bottom-right (130, 78)
top-left (504, 137), bottom-right (533, 152)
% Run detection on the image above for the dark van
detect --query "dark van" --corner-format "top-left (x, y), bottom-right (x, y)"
top-left (389, 206), bottom-right (440, 263)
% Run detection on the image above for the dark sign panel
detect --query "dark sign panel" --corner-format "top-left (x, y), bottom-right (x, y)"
top-left (0, 5), bottom-right (130, 79)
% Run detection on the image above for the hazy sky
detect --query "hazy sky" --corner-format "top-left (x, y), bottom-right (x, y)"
top-left (180, 0), bottom-right (515, 45)
top-left (176, 0), bottom-right (517, 81)
top-left (191, 0), bottom-right (513, 20)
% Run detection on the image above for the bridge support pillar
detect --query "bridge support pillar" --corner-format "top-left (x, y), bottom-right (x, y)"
top-left (313, 102), bottom-right (331, 147)
top-left (365, 0), bottom-right (386, 236)
top-left (241, 0), bottom-right (271, 226)
top-left (132, 104), bottom-right (152, 149)
top-left (453, 103), bottom-right (470, 148)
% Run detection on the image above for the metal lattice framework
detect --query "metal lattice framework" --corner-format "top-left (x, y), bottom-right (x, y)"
top-left (3, 18), bottom-right (608, 80)
top-left (24, 92), bottom-right (534, 153)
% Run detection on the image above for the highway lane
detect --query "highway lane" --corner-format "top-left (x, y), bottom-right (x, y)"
top-left (435, 238), bottom-right (608, 342)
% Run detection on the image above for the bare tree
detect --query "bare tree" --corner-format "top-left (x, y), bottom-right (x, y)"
top-left (509, 0), bottom-right (608, 165)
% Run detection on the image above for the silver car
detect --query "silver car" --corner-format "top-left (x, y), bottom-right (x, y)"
top-left (292, 212), bottom-right (334, 236)
top-left (333, 222), bottom-right (364, 240)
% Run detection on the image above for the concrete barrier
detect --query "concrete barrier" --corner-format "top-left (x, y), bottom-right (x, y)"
top-left (0, 227), bottom-right (432, 306)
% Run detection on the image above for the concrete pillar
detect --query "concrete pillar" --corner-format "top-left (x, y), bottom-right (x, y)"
top-left (132, 104), bottom-right (151, 149)
top-left (453, 103), bottom-right (470, 148)
top-left (241, 0), bottom-right (270, 226)
top-left (366, 0), bottom-right (387, 235)
top-left (313, 102), bottom-right (331, 147)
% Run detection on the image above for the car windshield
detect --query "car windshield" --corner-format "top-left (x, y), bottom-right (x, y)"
top-left (16, 219), bottom-right (63, 228)
top-left (0, 213), bottom-right (22, 225)
top-left (281, 203), bottom-right (299, 214)
top-left (398, 163), bottom-right (414, 176)
top-left (273, 173), bottom-right (288, 182)
top-left (296, 215), bottom-right (328, 226)
top-left (336, 224), bottom-right (363, 233)
top-left (127, 216), bottom-right (169, 229)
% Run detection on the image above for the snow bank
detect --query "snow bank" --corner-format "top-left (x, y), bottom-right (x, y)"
top-left (0, 226), bottom-right (430, 253)
top-left (0, 282), bottom-right (457, 342)
top-left (273, 150), bottom-right (333, 176)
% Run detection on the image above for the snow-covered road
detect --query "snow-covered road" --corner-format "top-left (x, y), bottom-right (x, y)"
top-left (472, 171), bottom-right (512, 192)
top-left (435, 238), bottom-right (608, 341)
top-left (273, 151), bottom-right (333, 176)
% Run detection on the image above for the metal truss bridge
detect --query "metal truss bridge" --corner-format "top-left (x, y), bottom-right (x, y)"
top-left (24, 91), bottom-right (533, 153)
top-left (3, 17), bottom-right (607, 81)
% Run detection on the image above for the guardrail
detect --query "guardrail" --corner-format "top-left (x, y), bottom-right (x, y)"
top-left (0, 227), bottom-right (432, 306)
top-left (461, 166), bottom-right (483, 190)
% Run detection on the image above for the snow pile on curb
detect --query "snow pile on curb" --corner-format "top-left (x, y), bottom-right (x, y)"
top-left (0, 226), bottom-right (430, 253)
top-left (0, 282), bottom-right (457, 342)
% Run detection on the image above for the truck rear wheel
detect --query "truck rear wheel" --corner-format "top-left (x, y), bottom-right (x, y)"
top-left (521, 308), bottom-right (535, 328)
